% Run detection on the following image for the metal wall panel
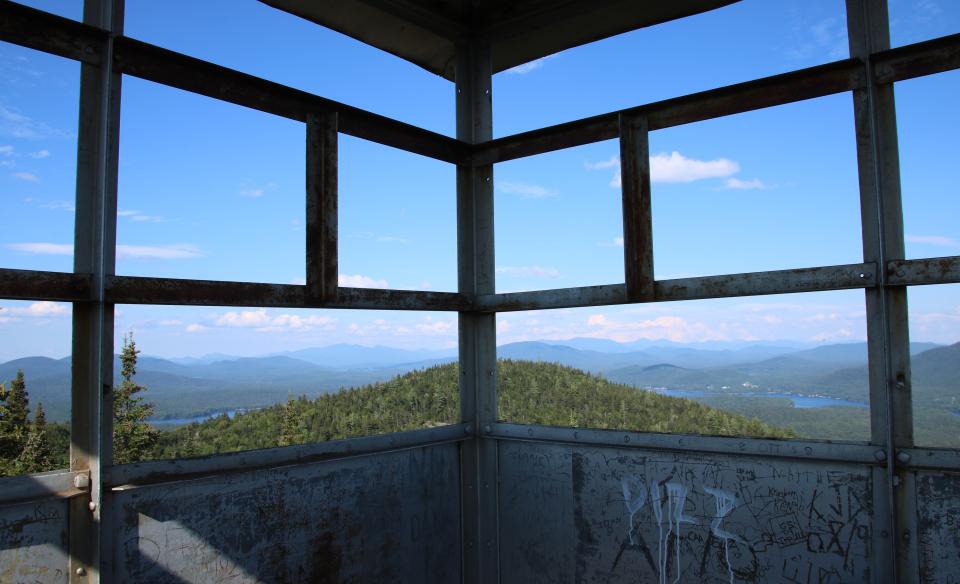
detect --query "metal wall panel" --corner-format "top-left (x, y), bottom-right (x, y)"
top-left (106, 445), bottom-right (460, 583)
top-left (500, 441), bottom-right (874, 584)
top-left (0, 499), bottom-right (70, 583)
top-left (917, 471), bottom-right (960, 583)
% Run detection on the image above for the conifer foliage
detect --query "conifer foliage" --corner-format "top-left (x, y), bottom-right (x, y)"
top-left (112, 333), bottom-right (159, 465)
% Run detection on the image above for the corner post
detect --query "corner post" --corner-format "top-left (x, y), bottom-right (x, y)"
top-left (72, 0), bottom-right (124, 581)
top-left (456, 41), bottom-right (499, 584)
top-left (846, 1), bottom-right (917, 582)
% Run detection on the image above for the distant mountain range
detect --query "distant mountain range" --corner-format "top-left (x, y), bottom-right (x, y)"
top-left (0, 339), bottom-right (952, 422)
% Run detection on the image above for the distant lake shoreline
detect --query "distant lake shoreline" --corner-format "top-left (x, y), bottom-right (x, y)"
top-left (643, 387), bottom-right (869, 409)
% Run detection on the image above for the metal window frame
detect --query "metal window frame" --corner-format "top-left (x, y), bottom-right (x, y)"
top-left (0, 1), bottom-right (958, 583)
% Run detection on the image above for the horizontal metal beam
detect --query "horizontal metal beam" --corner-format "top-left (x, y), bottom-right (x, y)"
top-left (0, 470), bottom-right (88, 507)
top-left (0, 268), bottom-right (92, 302)
top-left (0, 2), bottom-right (469, 165)
top-left (886, 256), bottom-right (960, 286)
top-left (473, 60), bottom-right (863, 164)
top-left (113, 38), bottom-right (469, 164)
top-left (105, 423), bottom-right (470, 488)
top-left (489, 423), bottom-right (882, 466)
top-left (478, 263), bottom-right (876, 312)
top-left (899, 446), bottom-right (960, 472)
top-left (873, 32), bottom-right (960, 83)
top-left (473, 32), bottom-right (960, 165)
top-left (105, 275), bottom-right (468, 310)
top-left (0, 0), bottom-right (104, 65)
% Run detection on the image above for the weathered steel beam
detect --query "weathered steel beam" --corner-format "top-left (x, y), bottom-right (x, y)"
top-left (489, 423), bottom-right (882, 466)
top-left (0, 268), bottom-right (92, 301)
top-left (0, 470), bottom-right (89, 507)
top-left (306, 113), bottom-right (339, 303)
top-left (112, 38), bottom-right (469, 164)
top-left (104, 275), bottom-right (469, 310)
top-left (848, 1), bottom-right (914, 581)
top-left (873, 32), bottom-right (960, 83)
top-left (104, 423), bottom-right (470, 488)
top-left (886, 256), bottom-right (960, 286)
top-left (0, 1), bottom-right (104, 64)
top-left (899, 447), bottom-right (960, 472)
top-left (473, 32), bottom-right (960, 165)
top-left (477, 263), bottom-right (876, 312)
top-left (618, 114), bottom-right (654, 301)
top-left (473, 59), bottom-right (864, 164)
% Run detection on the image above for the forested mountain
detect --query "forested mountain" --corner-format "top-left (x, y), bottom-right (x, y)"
top-left (154, 360), bottom-right (794, 458)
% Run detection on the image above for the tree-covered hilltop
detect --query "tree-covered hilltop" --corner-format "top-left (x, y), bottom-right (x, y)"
top-left (155, 360), bottom-right (794, 458)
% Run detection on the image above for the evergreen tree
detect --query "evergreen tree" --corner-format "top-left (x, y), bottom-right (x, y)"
top-left (0, 371), bottom-right (31, 475)
top-left (113, 334), bottom-right (159, 464)
top-left (279, 394), bottom-right (303, 447)
top-left (15, 402), bottom-right (53, 474)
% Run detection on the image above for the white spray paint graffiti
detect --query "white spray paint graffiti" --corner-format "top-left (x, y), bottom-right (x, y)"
top-left (621, 477), bottom-right (741, 584)
top-left (704, 487), bottom-right (743, 584)
top-left (621, 476), bottom-right (648, 546)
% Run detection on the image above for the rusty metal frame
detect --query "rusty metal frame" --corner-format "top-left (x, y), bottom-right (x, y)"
top-left (0, 1), bottom-right (959, 582)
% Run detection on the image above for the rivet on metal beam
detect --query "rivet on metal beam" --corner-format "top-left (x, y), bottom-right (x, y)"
top-left (88, 501), bottom-right (97, 512)
top-left (74, 473), bottom-right (90, 489)
top-left (896, 451), bottom-right (911, 464)
top-left (76, 568), bottom-right (86, 577)
top-left (483, 425), bottom-right (492, 434)
top-left (623, 435), bottom-right (630, 443)
top-left (465, 424), bottom-right (473, 435)
top-left (895, 373), bottom-right (907, 391)
top-left (874, 449), bottom-right (887, 462)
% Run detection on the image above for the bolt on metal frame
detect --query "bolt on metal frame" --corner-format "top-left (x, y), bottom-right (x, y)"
top-left (0, 0), bottom-right (959, 582)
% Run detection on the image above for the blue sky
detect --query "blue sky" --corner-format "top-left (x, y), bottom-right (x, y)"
top-left (0, 0), bottom-right (958, 360)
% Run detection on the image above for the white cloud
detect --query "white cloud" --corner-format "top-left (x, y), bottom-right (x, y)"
top-left (39, 200), bottom-right (73, 211)
top-left (346, 231), bottom-right (410, 244)
top-left (117, 208), bottom-right (168, 223)
top-left (0, 301), bottom-right (69, 317)
top-left (0, 103), bottom-right (68, 140)
top-left (30, 149), bottom-right (49, 159)
top-left (13, 171), bottom-right (38, 182)
top-left (498, 181), bottom-right (558, 198)
top-left (239, 181), bottom-right (278, 198)
top-left (338, 274), bottom-right (389, 288)
top-left (651, 152), bottom-right (740, 183)
top-left (158, 319), bottom-right (183, 326)
top-left (6, 242), bottom-right (72, 255)
top-left (724, 177), bottom-right (771, 190)
top-left (0, 145), bottom-right (13, 155)
top-left (613, 236), bottom-right (624, 247)
top-left (496, 265), bottom-right (560, 279)
top-left (117, 244), bottom-right (202, 260)
top-left (186, 323), bottom-right (209, 333)
top-left (505, 56), bottom-right (553, 75)
top-left (215, 309), bottom-right (271, 328)
top-left (906, 234), bottom-right (958, 247)
top-left (588, 151), bottom-right (740, 188)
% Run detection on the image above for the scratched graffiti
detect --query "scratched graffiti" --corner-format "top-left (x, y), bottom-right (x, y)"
top-left (500, 442), bottom-right (873, 584)
top-left (106, 445), bottom-right (461, 583)
top-left (0, 499), bottom-right (69, 584)
top-left (918, 472), bottom-right (960, 584)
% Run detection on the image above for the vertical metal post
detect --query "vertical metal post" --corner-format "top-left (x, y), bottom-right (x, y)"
top-left (846, 0), bottom-right (917, 582)
top-left (456, 42), bottom-right (499, 584)
top-left (306, 112), bottom-right (339, 303)
top-left (71, 0), bottom-right (123, 582)
top-left (618, 114), bottom-right (654, 300)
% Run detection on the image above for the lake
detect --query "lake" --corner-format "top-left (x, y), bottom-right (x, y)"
top-left (646, 387), bottom-right (869, 409)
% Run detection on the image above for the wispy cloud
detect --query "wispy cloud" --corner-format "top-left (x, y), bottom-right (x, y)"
top-left (5, 242), bottom-right (203, 259)
top-left (0, 301), bottom-right (69, 318)
top-left (0, 103), bottom-right (69, 140)
top-left (239, 181), bottom-right (278, 198)
top-left (496, 265), bottom-right (560, 279)
top-left (211, 308), bottom-right (335, 333)
top-left (587, 151), bottom-right (741, 188)
top-left (498, 181), bottom-right (558, 199)
top-left (13, 171), bottom-right (38, 182)
top-left (723, 177), bottom-right (772, 190)
top-left (906, 234), bottom-right (958, 247)
top-left (29, 149), bottom-right (49, 159)
top-left (118, 209), bottom-right (169, 223)
top-left (338, 274), bottom-right (389, 288)
top-left (505, 56), bottom-right (553, 75)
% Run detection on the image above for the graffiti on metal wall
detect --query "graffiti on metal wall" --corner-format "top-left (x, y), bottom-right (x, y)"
top-left (918, 472), bottom-right (960, 584)
top-left (499, 442), bottom-right (873, 583)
